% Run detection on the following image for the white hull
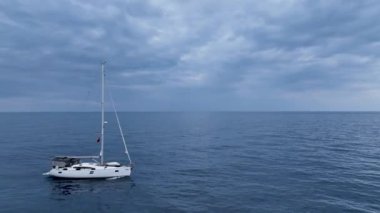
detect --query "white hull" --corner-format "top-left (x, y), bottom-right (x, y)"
top-left (45, 163), bottom-right (131, 179)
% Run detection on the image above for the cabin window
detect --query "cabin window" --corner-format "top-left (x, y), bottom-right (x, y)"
top-left (91, 168), bottom-right (95, 170)
top-left (63, 168), bottom-right (68, 170)
top-left (90, 171), bottom-right (94, 174)
top-left (115, 170), bottom-right (119, 172)
top-left (76, 168), bottom-right (81, 170)
top-left (58, 171), bottom-right (62, 174)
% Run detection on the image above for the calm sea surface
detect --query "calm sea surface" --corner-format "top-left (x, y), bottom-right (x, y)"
top-left (0, 112), bottom-right (380, 212)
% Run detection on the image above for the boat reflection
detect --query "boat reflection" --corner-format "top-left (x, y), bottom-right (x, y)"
top-left (49, 178), bottom-right (136, 198)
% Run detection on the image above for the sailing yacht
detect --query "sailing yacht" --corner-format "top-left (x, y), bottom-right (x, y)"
top-left (44, 62), bottom-right (133, 179)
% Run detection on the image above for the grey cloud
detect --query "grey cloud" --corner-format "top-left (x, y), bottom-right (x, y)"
top-left (0, 0), bottom-right (380, 111)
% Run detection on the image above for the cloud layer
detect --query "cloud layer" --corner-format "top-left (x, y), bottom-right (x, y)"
top-left (1, 0), bottom-right (380, 111)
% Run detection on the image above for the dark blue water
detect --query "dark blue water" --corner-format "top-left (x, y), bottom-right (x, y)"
top-left (0, 112), bottom-right (380, 212)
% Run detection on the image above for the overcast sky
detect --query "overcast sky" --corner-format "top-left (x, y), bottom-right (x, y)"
top-left (1, 0), bottom-right (380, 111)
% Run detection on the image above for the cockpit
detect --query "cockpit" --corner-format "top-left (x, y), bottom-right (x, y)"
top-left (52, 157), bottom-right (80, 168)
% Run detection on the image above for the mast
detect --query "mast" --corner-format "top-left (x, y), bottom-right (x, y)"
top-left (100, 61), bottom-right (106, 165)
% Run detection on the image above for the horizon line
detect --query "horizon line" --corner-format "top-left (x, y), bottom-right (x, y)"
top-left (1, 110), bottom-right (380, 113)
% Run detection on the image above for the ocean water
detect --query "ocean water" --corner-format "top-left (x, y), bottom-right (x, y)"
top-left (0, 112), bottom-right (380, 212)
